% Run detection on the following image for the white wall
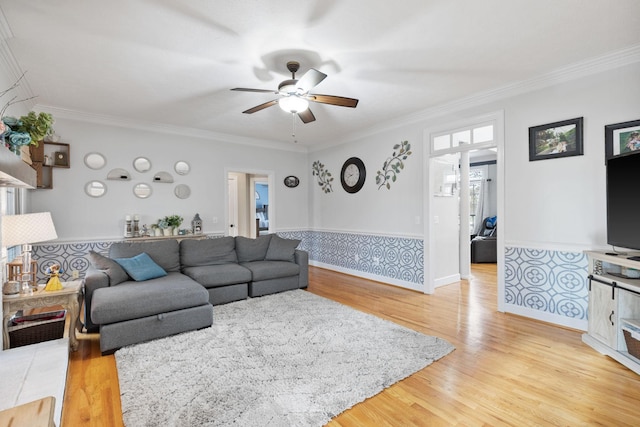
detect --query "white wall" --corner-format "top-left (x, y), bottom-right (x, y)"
top-left (27, 119), bottom-right (310, 240)
top-left (500, 62), bottom-right (639, 250)
top-left (309, 125), bottom-right (425, 237)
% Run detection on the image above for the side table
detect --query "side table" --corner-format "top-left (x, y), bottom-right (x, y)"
top-left (3, 280), bottom-right (83, 351)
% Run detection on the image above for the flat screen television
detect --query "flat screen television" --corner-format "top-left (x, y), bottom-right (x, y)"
top-left (607, 153), bottom-right (640, 251)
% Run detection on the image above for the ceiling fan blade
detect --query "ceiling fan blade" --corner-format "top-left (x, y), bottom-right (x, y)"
top-left (307, 94), bottom-right (359, 108)
top-left (296, 69), bottom-right (327, 93)
top-left (242, 100), bottom-right (279, 114)
top-left (298, 108), bottom-right (316, 124)
top-left (231, 88), bottom-right (278, 94)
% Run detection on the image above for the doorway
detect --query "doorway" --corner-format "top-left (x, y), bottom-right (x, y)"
top-left (423, 111), bottom-right (505, 311)
top-left (226, 170), bottom-right (274, 238)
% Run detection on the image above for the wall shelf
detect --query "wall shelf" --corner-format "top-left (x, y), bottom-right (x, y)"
top-left (0, 144), bottom-right (36, 188)
top-left (29, 141), bottom-right (70, 189)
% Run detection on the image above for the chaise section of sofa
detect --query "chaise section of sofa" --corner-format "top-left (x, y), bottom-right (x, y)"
top-left (84, 239), bottom-right (213, 353)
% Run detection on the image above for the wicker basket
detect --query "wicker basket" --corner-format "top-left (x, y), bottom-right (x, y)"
top-left (621, 319), bottom-right (640, 360)
top-left (8, 310), bottom-right (66, 348)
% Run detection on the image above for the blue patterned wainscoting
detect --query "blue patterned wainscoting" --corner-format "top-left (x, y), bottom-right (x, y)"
top-left (280, 230), bottom-right (424, 289)
top-left (31, 240), bottom-right (117, 283)
top-left (504, 246), bottom-right (588, 328)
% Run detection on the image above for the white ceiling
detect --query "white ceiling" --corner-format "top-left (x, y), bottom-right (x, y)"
top-left (1, 0), bottom-right (639, 147)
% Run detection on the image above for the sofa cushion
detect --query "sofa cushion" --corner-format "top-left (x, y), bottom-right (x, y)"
top-left (91, 272), bottom-right (208, 324)
top-left (88, 250), bottom-right (129, 286)
top-left (180, 237), bottom-right (237, 267)
top-left (241, 260), bottom-right (300, 282)
top-left (115, 252), bottom-right (168, 282)
top-left (183, 264), bottom-right (252, 288)
top-left (109, 239), bottom-right (181, 272)
top-left (265, 234), bottom-right (301, 262)
top-left (235, 234), bottom-right (272, 262)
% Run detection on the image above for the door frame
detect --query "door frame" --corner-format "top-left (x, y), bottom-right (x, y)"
top-left (423, 110), bottom-right (505, 312)
top-left (225, 168), bottom-right (275, 238)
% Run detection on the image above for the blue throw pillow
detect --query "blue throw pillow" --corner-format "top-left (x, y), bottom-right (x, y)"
top-left (115, 252), bottom-right (167, 282)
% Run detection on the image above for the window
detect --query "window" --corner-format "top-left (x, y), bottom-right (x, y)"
top-left (431, 122), bottom-right (495, 154)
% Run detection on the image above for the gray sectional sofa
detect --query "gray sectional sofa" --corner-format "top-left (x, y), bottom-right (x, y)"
top-left (84, 234), bottom-right (308, 354)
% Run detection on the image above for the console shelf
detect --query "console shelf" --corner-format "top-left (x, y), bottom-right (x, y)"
top-left (583, 250), bottom-right (640, 375)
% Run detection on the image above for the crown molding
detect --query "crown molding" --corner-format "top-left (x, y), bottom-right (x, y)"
top-left (37, 105), bottom-right (309, 153)
top-left (310, 44), bottom-right (640, 152)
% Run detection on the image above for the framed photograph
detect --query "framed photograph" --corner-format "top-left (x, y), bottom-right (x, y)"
top-left (605, 119), bottom-right (640, 163)
top-left (283, 175), bottom-right (299, 188)
top-left (529, 117), bottom-right (583, 161)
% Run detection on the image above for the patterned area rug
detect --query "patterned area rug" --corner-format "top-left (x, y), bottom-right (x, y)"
top-left (115, 290), bottom-right (454, 426)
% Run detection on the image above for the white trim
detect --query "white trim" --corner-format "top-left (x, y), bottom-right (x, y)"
top-left (424, 110), bottom-right (505, 306)
top-left (300, 227), bottom-right (423, 240)
top-left (505, 240), bottom-right (593, 254)
top-left (434, 273), bottom-right (460, 288)
top-left (505, 303), bottom-right (587, 331)
top-left (310, 260), bottom-right (423, 292)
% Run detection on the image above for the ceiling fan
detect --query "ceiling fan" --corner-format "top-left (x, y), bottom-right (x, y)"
top-left (231, 61), bottom-right (358, 124)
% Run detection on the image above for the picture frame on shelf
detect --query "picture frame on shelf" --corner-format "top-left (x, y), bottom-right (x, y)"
top-left (54, 151), bottom-right (69, 167)
top-left (605, 119), bottom-right (640, 164)
top-left (528, 117), bottom-right (583, 161)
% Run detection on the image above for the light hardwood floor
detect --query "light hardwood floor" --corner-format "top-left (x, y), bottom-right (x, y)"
top-left (63, 265), bottom-right (640, 426)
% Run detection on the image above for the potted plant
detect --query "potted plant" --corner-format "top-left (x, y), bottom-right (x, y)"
top-left (164, 215), bottom-right (183, 236)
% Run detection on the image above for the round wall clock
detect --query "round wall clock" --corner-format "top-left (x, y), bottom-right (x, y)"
top-left (284, 175), bottom-right (300, 188)
top-left (340, 157), bottom-right (366, 193)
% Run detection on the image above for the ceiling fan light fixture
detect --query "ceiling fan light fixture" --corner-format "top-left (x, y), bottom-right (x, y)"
top-left (278, 95), bottom-right (309, 113)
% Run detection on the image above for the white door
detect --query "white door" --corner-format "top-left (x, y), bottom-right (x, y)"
top-left (228, 176), bottom-right (238, 237)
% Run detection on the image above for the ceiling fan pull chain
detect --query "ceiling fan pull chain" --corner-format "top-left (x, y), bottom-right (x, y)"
top-left (291, 112), bottom-right (298, 143)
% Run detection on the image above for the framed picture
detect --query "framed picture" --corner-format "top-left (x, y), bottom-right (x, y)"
top-left (529, 117), bottom-right (583, 161)
top-left (283, 175), bottom-right (299, 188)
top-left (605, 119), bottom-right (640, 163)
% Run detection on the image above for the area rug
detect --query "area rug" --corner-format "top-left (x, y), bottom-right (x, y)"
top-left (115, 290), bottom-right (454, 426)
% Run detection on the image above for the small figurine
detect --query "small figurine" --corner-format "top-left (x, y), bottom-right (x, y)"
top-left (45, 263), bottom-right (64, 291)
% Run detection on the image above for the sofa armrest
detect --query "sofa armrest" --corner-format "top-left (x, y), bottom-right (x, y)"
top-left (295, 249), bottom-right (309, 289)
top-left (83, 266), bottom-right (111, 333)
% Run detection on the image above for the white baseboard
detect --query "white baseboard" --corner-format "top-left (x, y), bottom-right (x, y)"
top-left (435, 274), bottom-right (460, 288)
top-left (505, 303), bottom-right (587, 331)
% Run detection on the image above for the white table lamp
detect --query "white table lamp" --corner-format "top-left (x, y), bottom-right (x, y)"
top-left (2, 212), bottom-right (58, 291)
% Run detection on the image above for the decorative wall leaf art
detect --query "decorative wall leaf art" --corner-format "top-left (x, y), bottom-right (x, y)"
top-left (312, 160), bottom-right (334, 193)
top-left (376, 140), bottom-right (412, 190)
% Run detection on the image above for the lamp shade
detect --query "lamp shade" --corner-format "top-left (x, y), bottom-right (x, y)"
top-left (278, 96), bottom-right (309, 113)
top-left (2, 212), bottom-right (58, 247)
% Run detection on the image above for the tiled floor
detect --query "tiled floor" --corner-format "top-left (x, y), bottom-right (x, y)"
top-left (0, 338), bottom-right (69, 426)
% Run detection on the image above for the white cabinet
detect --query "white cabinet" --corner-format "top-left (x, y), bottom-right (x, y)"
top-left (583, 251), bottom-right (640, 375)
